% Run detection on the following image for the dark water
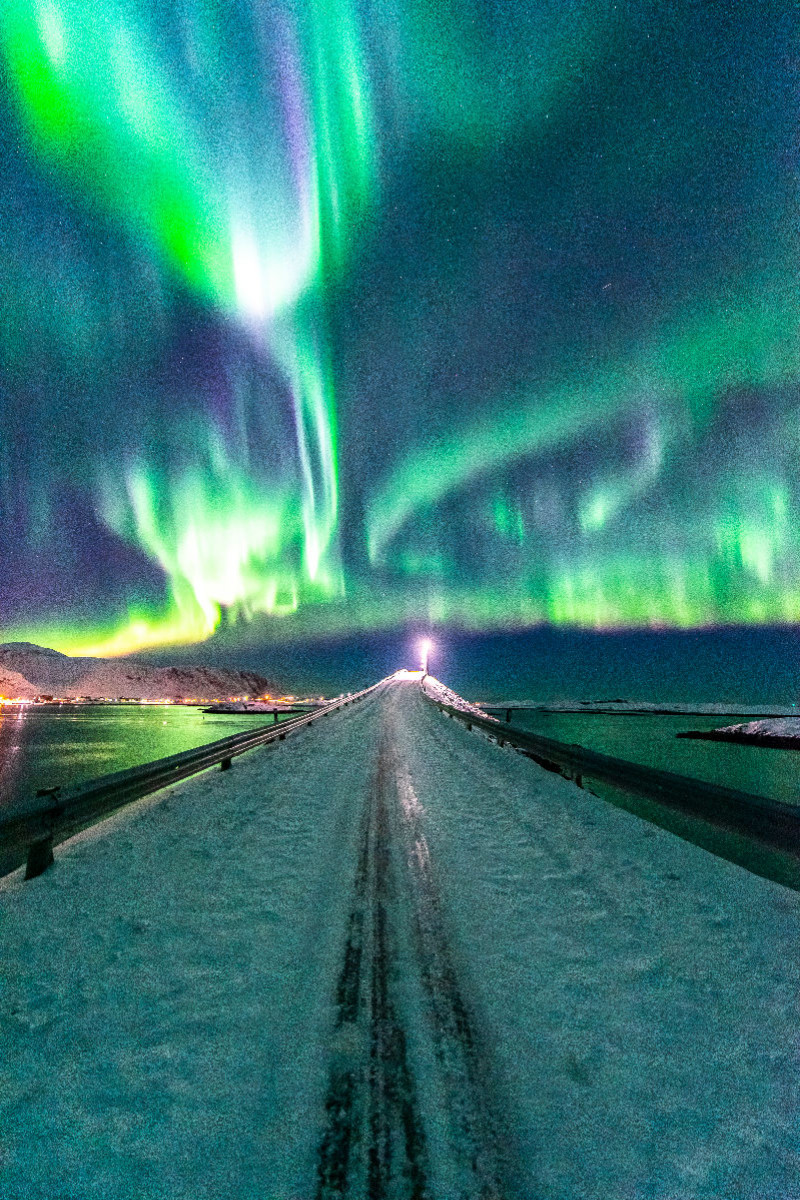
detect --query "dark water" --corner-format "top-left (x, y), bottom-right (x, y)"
top-left (506, 711), bottom-right (800, 807)
top-left (0, 704), bottom-right (295, 815)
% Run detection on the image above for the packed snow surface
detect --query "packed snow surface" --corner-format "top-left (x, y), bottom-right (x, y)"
top-left (3, 679), bottom-right (800, 1198)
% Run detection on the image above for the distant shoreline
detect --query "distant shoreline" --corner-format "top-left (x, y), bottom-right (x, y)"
top-left (480, 703), bottom-right (799, 718)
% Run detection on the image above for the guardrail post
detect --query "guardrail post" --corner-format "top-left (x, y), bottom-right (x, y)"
top-left (25, 835), bottom-right (54, 880)
top-left (506, 709), bottom-right (512, 723)
top-left (220, 757), bottom-right (232, 771)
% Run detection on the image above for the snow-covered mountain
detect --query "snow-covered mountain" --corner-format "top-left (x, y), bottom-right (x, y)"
top-left (0, 663), bottom-right (37, 699)
top-left (0, 642), bottom-right (275, 700)
top-left (0, 642), bottom-right (98, 691)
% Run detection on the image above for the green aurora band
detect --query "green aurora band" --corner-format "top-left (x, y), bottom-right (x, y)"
top-left (0, 1), bottom-right (798, 653)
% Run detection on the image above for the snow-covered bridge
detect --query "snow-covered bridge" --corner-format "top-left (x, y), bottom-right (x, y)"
top-left (3, 676), bottom-right (799, 1198)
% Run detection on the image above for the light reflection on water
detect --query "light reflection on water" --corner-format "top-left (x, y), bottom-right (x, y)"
top-left (0, 704), bottom-right (293, 815)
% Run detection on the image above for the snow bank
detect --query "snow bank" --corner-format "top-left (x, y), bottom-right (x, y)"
top-left (422, 673), bottom-right (498, 721)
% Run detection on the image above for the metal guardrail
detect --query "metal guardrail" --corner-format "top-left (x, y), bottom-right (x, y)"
top-left (1, 680), bottom-right (386, 882)
top-left (424, 692), bottom-right (800, 855)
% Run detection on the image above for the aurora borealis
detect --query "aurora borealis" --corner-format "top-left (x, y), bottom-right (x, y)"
top-left (1, 1), bottom-right (798, 658)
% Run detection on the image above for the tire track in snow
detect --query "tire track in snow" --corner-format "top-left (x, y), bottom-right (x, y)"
top-left (391, 741), bottom-right (509, 1199)
top-left (315, 697), bottom-right (510, 1197)
top-left (316, 731), bottom-right (429, 1199)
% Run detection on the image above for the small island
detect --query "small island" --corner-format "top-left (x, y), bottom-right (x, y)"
top-left (677, 717), bottom-right (800, 750)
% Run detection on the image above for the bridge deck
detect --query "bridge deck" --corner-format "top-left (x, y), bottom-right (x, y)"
top-left (3, 679), bottom-right (799, 1198)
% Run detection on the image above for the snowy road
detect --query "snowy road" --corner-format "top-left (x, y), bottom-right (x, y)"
top-left (316, 711), bottom-right (507, 1197)
top-left (3, 677), bottom-right (800, 1198)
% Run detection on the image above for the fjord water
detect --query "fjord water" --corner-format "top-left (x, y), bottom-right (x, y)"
top-left (0, 704), bottom-right (295, 815)
top-left (508, 711), bottom-right (800, 806)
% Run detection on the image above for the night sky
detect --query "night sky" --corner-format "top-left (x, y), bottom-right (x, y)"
top-left (1, 2), bottom-right (798, 687)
